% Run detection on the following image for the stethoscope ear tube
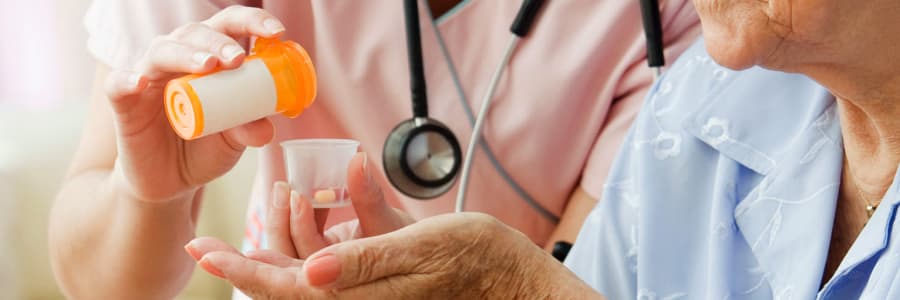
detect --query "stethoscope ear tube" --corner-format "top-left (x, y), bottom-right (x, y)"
top-left (639, 0), bottom-right (665, 69)
top-left (510, 0), bottom-right (546, 37)
top-left (404, 0), bottom-right (429, 118)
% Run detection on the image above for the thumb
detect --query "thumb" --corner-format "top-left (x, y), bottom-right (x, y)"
top-left (302, 232), bottom-right (418, 290)
top-left (346, 153), bottom-right (410, 236)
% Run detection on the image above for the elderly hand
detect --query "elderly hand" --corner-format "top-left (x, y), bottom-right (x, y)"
top-left (187, 212), bottom-right (602, 299)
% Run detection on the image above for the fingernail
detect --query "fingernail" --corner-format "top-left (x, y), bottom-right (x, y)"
top-left (127, 73), bottom-right (142, 89)
top-left (273, 181), bottom-right (289, 209)
top-left (193, 52), bottom-right (213, 67)
top-left (184, 242), bottom-right (202, 261)
top-left (304, 253), bottom-right (341, 287)
top-left (290, 190), bottom-right (300, 210)
top-left (263, 18), bottom-right (285, 34)
top-left (222, 45), bottom-right (244, 62)
top-left (361, 152), bottom-right (372, 186)
top-left (199, 257), bottom-right (226, 279)
top-left (361, 152), bottom-right (368, 174)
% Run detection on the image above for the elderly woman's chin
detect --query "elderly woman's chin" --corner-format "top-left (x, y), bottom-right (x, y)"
top-left (700, 27), bottom-right (787, 71)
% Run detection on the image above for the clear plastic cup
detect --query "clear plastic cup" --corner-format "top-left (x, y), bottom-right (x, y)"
top-left (281, 139), bottom-right (360, 208)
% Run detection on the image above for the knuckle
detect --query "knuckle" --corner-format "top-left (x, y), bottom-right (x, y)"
top-left (349, 244), bottom-right (379, 281)
top-left (468, 212), bottom-right (504, 233)
top-left (171, 22), bottom-right (208, 39)
top-left (103, 72), bottom-right (125, 96)
top-left (220, 4), bottom-right (246, 15)
top-left (208, 35), bottom-right (235, 52)
top-left (138, 37), bottom-right (172, 66)
top-left (148, 36), bottom-right (168, 48)
top-left (223, 5), bottom-right (271, 21)
top-left (146, 36), bottom-right (172, 54)
top-left (209, 5), bottom-right (268, 33)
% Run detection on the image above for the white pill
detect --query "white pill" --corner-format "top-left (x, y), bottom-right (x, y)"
top-left (313, 189), bottom-right (337, 203)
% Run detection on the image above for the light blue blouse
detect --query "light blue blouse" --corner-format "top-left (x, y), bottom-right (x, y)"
top-left (566, 39), bottom-right (900, 299)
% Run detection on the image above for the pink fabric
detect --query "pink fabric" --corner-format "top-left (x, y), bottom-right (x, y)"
top-left (84, 0), bottom-right (700, 244)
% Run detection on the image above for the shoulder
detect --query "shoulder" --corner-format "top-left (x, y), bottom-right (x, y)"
top-left (569, 37), bottom-right (836, 298)
top-left (593, 37), bottom-right (833, 240)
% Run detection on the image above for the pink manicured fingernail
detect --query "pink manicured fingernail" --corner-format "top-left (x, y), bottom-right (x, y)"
top-left (184, 243), bottom-right (202, 261)
top-left (199, 257), bottom-right (226, 279)
top-left (304, 253), bottom-right (341, 287)
top-left (127, 73), bottom-right (142, 89)
top-left (193, 52), bottom-right (213, 67)
top-left (289, 190), bottom-right (300, 210)
top-left (361, 152), bottom-right (373, 186)
top-left (222, 45), bottom-right (244, 62)
top-left (273, 181), bottom-right (290, 209)
top-left (361, 152), bottom-right (368, 174)
top-left (263, 18), bottom-right (285, 34)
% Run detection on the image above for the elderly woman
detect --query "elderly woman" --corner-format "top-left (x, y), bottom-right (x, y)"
top-left (187, 0), bottom-right (900, 298)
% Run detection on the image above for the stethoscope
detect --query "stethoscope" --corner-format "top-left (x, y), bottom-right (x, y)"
top-left (383, 0), bottom-right (665, 219)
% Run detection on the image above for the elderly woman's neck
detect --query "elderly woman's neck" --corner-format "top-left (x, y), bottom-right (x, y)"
top-left (793, 2), bottom-right (900, 194)
top-left (837, 96), bottom-right (900, 197)
top-left (800, 4), bottom-right (900, 197)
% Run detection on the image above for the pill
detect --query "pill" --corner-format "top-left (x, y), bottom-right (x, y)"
top-left (313, 189), bottom-right (337, 203)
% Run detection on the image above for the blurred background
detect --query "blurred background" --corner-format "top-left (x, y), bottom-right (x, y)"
top-left (0, 0), bottom-right (257, 298)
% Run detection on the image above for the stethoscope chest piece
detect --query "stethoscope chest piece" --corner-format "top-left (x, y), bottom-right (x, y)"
top-left (383, 117), bottom-right (462, 199)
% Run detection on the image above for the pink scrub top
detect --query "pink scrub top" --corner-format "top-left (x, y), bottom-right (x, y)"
top-left (85, 0), bottom-right (699, 245)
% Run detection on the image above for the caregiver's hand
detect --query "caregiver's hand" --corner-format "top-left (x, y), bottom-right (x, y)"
top-left (106, 6), bottom-right (284, 203)
top-left (189, 213), bottom-right (603, 299)
top-left (264, 152), bottom-right (414, 259)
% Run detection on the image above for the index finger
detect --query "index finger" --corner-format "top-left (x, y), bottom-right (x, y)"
top-left (200, 251), bottom-right (331, 299)
top-left (203, 5), bottom-right (285, 38)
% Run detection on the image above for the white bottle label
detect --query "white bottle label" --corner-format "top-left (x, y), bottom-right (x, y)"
top-left (189, 59), bottom-right (279, 137)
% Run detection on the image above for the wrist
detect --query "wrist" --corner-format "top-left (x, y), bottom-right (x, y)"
top-left (109, 163), bottom-right (197, 204)
top-left (527, 255), bottom-right (604, 299)
top-left (480, 225), bottom-right (552, 299)
top-left (505, 240), bottom-right (602, 299)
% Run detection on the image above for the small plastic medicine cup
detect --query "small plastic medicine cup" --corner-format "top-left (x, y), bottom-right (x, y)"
top-left (281, 139), bottom-right (360, 208)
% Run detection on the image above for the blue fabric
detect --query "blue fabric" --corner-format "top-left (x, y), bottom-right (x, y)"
top-left (565, 39), bottom-right (900, 299)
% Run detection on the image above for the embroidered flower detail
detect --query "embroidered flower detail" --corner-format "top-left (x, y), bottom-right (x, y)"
top-left (661, 293), bottom-right (687, 300)
top-left (768, 206), bottom-right (783, 248)
top-left (653, 132), bottom-right (682, 160)
top-left (713, 222), bottom-right (732, 240)
top-left (658, 81), bottom-right (673, 95)
top-left (775, 287), bottom-right (794, 300)
top-left (652, 81), bottom-right (675, 117)
top-left (638, 290), bottom-right (687, 300)
top-left (627, 225), bottom-right (639, 273)
top-left (713, 68), bottom-right (729, 81)
top-left (638, 289), bottom-right (657, 300)
top-left (701, 118), bottom-right (730, 146)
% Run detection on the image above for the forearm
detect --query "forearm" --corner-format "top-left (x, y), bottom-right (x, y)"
top-left (49, 169), bottom-right (198, 299)
top-left (544, 187), bottom-right (598, 251)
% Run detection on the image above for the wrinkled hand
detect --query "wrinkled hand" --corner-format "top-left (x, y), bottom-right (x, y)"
top-left (187, 211), bottom-right (598, 299)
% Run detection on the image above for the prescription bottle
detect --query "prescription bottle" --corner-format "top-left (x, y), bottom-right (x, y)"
top-left (164, 37), bottom-right (317, 140)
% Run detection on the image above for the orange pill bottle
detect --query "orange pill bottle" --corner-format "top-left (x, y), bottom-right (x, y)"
top-left (164, 37), bottom-right (317, 140)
